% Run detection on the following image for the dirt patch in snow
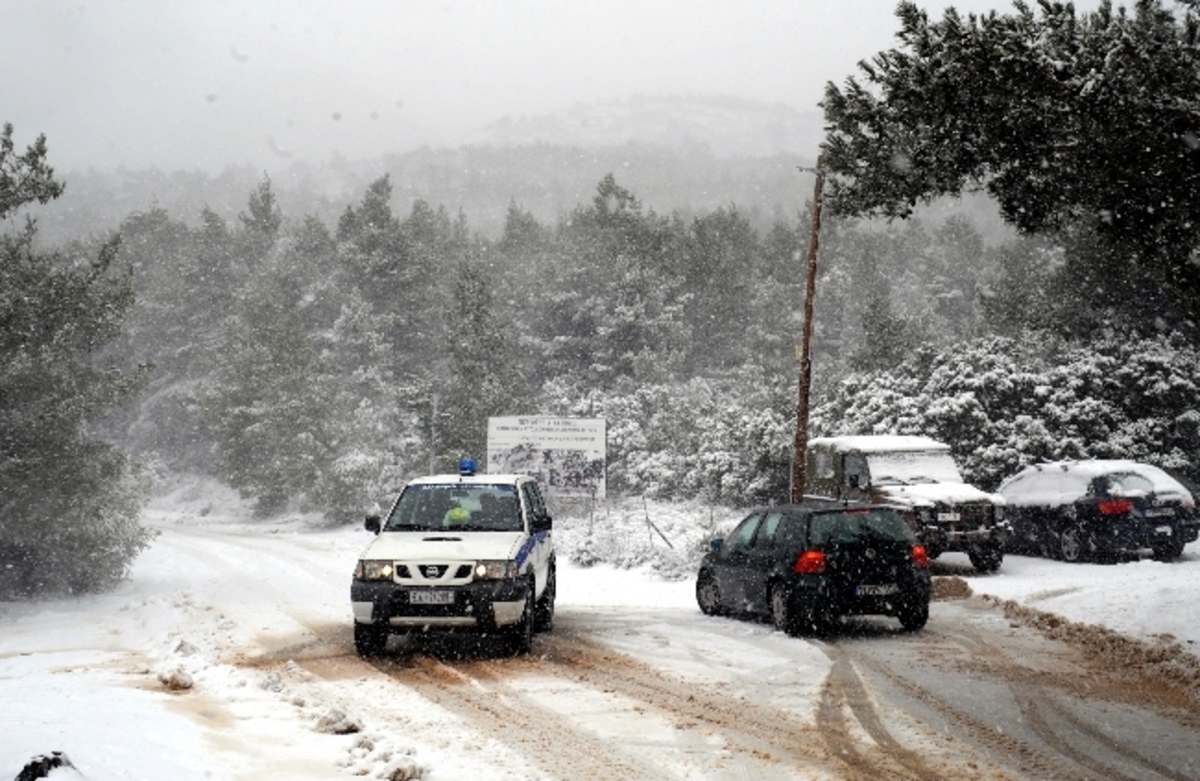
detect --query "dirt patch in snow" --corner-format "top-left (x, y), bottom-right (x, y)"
top-left (983, 594), bottom-right (1200, 710)
top-left (931, 576), bottom-right (973, 601)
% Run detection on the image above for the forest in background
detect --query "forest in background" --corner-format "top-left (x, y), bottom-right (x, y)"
top-left (77, 152), bottom-right (1199, 524)
top-left (9, 0), bottom-right (1200, 595)
top-left (7, 131), bottom-right (1200, 601)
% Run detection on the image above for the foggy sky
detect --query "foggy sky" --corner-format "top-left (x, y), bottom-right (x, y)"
top-left (2, 0), bottom-right (1103, 174)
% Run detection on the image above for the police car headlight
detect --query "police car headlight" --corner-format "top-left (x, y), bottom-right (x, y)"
top-left (355, 560), bottom-right (395, 581)
top-left (474, 560), bottom-right (518, 580)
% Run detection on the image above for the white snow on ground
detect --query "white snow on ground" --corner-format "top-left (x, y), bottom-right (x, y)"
top-left (2, 477), bottom-right (1199, 779)
top-left (939, 548), bottom-right (1200, 647)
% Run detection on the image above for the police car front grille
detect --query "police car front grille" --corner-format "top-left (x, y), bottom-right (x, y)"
top-left (393, 561), bottom-right (475, 585)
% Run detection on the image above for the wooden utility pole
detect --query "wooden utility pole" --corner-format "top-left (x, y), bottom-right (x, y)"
top-left (791, 155), bottom-right (825, 503)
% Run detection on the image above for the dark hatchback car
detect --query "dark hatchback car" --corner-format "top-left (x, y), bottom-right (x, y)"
top-left (998, 460), bottom-right (1199, 562)
top-left (695, 501), bottom-right (932, 635)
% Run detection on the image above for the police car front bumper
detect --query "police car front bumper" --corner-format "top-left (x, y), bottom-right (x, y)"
top-left (351, 578), bottom-right (531, 631)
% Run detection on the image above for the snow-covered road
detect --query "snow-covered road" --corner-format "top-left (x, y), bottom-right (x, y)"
top-left (3, 484), bottom-right (1200, 780)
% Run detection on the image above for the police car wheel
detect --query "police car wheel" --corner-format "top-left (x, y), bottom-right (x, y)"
top-left (354, 622), bottom-right (388, 657)
top-left (507, 588), bottom-right (534, 656)
top-left (534, 565), bottom-right (556, 633)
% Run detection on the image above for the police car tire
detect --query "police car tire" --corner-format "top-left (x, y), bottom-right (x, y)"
top-left (534, 565), bottom-right (556, 633)
top-left (354, 623), bottom-right (388, 657)
top-left (507, 587), bottom-right (535, 655)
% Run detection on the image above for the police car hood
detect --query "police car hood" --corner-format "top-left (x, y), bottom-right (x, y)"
top-left (361, 531), bottom-right (525, 562)
top-left (875, 482), bottom-right (1005, 508)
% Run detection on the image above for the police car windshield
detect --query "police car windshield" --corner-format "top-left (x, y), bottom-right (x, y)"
top-left (384, 484), bottom-right (523, 532)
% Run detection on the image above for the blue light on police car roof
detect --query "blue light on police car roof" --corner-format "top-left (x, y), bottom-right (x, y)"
top-left (459, 457), bottom-right (477, 476)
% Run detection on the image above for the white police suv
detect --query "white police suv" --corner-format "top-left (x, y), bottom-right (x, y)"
top-left (350, 459), bottom-right (555, 656)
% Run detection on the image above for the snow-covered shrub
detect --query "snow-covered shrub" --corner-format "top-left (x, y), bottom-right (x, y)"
top-left (585, 370), bottom-right (792, 505)
top-left (812, 331), bottom-right (1200, 489)
top-left (557, 497), bottom-right (740, 576)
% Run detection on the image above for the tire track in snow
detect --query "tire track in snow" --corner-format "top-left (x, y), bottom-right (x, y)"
top-left (531, 629), bottom-right (927, 779)
top-left (945, 618), bottom-right (1199, 781)
top-left (371, 652), bottom-right (677, 780)
top-left (815, 646), bottom-right (962, 781)
top-left (839, 601), bottom-right (1200, 781)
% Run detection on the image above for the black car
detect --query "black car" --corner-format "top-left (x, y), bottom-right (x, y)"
top-left (998, 460), bottom-right (1199, 562)
top-left (695, 501), bottom-right (932, 635)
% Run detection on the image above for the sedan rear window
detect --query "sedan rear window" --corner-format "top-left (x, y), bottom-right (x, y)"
top-left (1094, 472), bottom-right (1154, 497)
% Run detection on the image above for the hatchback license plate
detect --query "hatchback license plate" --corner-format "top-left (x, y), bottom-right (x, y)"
top-left (409, 590), bottom-right (454, 605)
top-left (1155, 525), bottom-right (1173, 535)
top-left (857, 583), bottom-right (899, 597)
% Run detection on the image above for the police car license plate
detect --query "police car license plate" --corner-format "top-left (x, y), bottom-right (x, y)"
top-left (1156, 525), bottom-right (1173, 535)
top-left (409, 590), bottom-right (454, 605)
top-left (857, 583), bottom-right (899, 597)
top-left (937, 512), bottom-right (960, 521)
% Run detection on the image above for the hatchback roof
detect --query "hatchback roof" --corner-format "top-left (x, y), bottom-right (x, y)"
top-left (762, 499), bottom-right (886, 513)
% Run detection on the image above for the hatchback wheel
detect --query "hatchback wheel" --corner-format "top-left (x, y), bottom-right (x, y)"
top-left (696, 572), bottom-right (723, 616)
top-left (898, 600), bottom-right (929, 632)
top-left (770, 584), bottom-right (799, 636)
top-left (1059, 524), bottom-right (1089, 562)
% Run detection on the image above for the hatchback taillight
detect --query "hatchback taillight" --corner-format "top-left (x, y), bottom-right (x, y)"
top-left (911, 545), bottom-right (930, 569)
top-left (793, 550), bottom-right (826, 574)
top-left (1098, 499), bottom-right (1134, 515)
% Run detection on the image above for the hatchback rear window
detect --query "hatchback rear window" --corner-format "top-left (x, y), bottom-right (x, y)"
top-left (809, 509), bottom-right (915, 545)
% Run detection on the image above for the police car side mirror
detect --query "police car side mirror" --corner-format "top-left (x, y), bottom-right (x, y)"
top-left (709, 538), bottom-right (724, 552)
top-left (365, 515), bottom-right (381, 534)
top-left (531, 514), bottom-right (553, 533)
